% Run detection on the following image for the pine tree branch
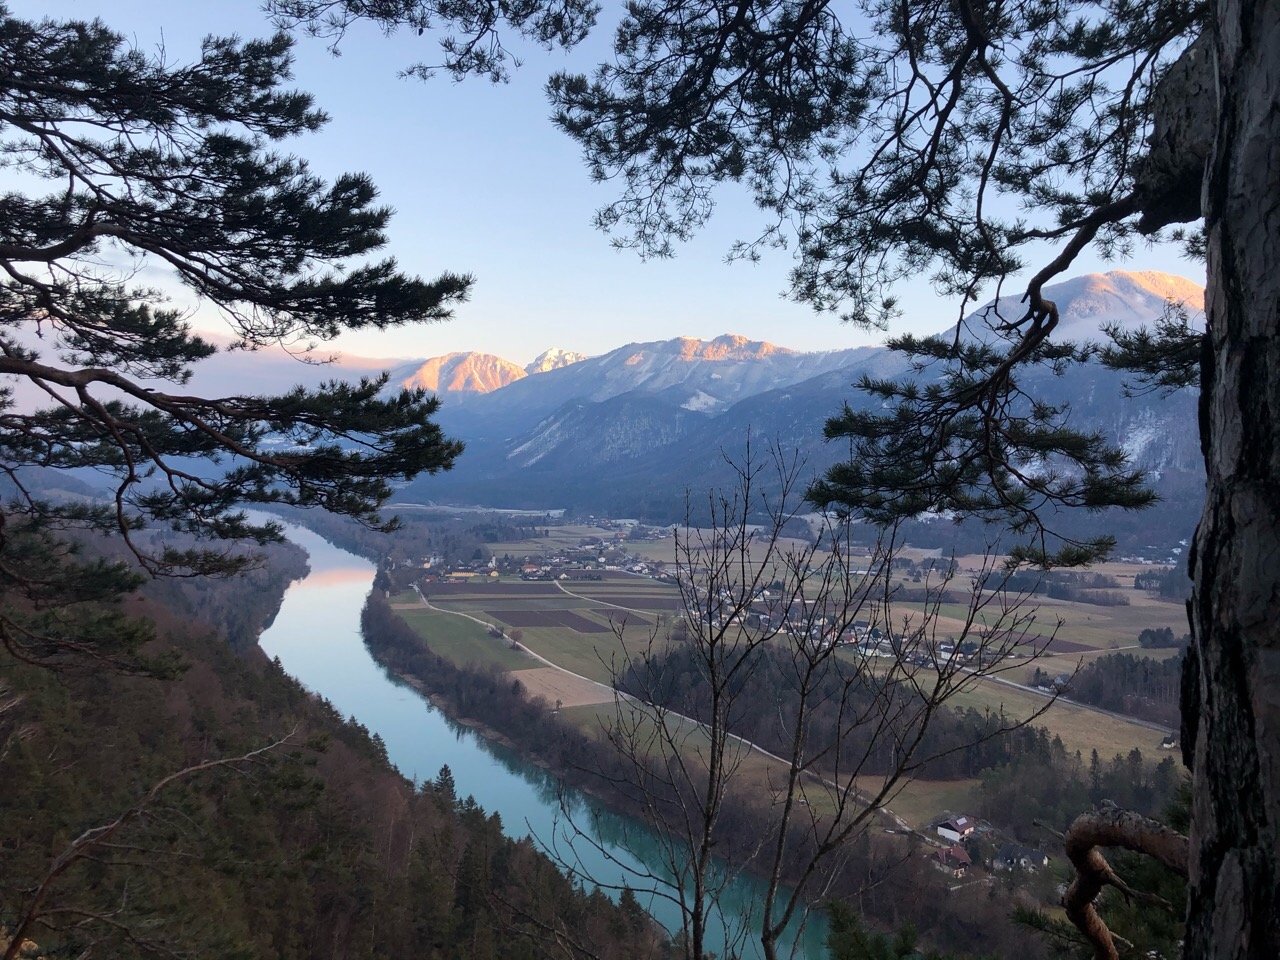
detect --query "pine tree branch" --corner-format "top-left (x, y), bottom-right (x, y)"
top-left (1061, 803), bottom-right (1189, 960)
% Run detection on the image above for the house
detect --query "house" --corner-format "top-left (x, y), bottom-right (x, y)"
top-left (932, 844), bottom-right (972, 878)
top-left (993, 844), bottom-right (1050, 872)
top-left (1160, 733), bottom-right (1179, 750)
top-left (935, 816), bottom-right (976, 843)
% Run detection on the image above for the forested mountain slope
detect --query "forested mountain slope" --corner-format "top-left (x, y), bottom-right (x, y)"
top-left (0, 540), bottom-right (663, 960)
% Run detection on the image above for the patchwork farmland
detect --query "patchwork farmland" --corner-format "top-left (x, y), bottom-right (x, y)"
top-left (388, 546), bottom-right (1185, 829)
top-left (413, 574), bottom-right (675, 682)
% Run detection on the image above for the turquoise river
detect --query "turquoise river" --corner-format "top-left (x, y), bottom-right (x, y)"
top-left (257, 522), bottom-right (830, 960)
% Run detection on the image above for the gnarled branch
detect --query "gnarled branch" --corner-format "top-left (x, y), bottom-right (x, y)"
top-left (1062, 803), bottom-right (1189, 960)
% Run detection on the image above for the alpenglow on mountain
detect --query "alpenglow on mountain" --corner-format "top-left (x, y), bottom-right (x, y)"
top-left (526, 348), bottom-right (589, 375)
top-left (967, 270), bottom-right (1204, 340)
top-left (397, 270), bottom-right (1205, 555)
top-left (377, 347), bottom-right (590, 397)
top-left (175, 270), bottom-right (1203, 552)
top-left (392, 352), bottom-right (528, 395)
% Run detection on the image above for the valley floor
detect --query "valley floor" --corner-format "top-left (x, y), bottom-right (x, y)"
top-left (389, 555), bottom-right (1183, 833)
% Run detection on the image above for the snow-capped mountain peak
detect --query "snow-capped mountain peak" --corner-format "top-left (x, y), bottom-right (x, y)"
top-left (526, 348), bottom-right (589, 375)
top-left (396, 352), bottom-right (527, 394)
top-left (968, 269), bottom-right (1205, 341)
top-left (667, 334), bottom-right (793, 361)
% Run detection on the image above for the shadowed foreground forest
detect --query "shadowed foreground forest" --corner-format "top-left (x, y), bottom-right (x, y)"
top-left (0, 539), bottom-right (664, 960)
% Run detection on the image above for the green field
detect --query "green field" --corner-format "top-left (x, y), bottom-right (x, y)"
top-left (483, 523), bottom-right (640, 557)
top-left (512, 625), bottom-right (630, 682)
top-left (1005, 642), bottom-right (1184, 687)
top-left (559, 701), bottom-right (617, 735)
top-left (855, 776), bottom-right (984, 829)
top-left (388, 575), bottom-right (1179, 840)
top-left (396, 607), bottom-right (541, 672)
top-left (433, 595), bottom-right (596, 611)
top-left (417, 579), bottom-right (677, 682)
top-left (942, 677), bottom-right (1172, 759)
top-left (402, 556), bottom-right (1185, 767)
top-left (867, 584), bottom-right (1186, 761)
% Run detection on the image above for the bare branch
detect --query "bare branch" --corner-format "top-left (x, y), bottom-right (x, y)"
top-left (2, 729), bottom-right (297, 960)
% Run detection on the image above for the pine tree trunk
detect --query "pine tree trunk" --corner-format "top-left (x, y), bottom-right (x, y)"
top-left (1185, 1), bottom-right (1280, 956)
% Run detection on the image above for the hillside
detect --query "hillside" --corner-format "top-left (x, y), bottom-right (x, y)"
top-left (0, 541), bottom-right (663, 960)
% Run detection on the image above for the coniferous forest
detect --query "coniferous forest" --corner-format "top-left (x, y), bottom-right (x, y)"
top-left (1, 544), bottom-right (666, 960)
top-left (3, 1), bottom-right (1279, 959)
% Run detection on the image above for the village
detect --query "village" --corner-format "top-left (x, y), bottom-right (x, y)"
top-left (400, 516), bottom-right (1042, 675)
top-left (383, 516), bottom-right (1086, 900)
top-left (920, 814), bottom-right (1053, 888)
top-left (405, 518), bottom-right (675, 584)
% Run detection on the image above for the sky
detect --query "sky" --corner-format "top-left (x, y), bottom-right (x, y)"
top-left (13, 0), bottom-right (1201, 366)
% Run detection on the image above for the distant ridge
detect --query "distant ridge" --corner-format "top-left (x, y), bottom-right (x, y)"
top-left (396, 352), bottom-right (527, 394)
top-left (966, 270), bottom-right (1205, 341)
top-left (162, 269), bottom-right (1207, 407)
top-left (399, 269), bottom-right (1205, 558)
top-left (89, 269), bottom-right (1205, 553)
top-left (378, 271), bottom-right (1205, 403)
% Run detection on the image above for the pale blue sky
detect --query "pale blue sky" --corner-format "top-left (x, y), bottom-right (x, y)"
top-left (14, 1), bottom-right (1200, 365)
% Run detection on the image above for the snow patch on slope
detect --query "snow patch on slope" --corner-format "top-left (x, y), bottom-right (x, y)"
top-left (681, 390), bottom-right (723, 413)
top-left (526, 348), bottom-right (589, 375)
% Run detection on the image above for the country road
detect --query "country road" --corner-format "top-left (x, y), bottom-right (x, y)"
top-left (969, 669), bottom-right (1176, 736)
top-left (407, 577), bottom-right (1177, 843)
top-left (408, 586), bottom-right (916, 832)
top-left (551, 579), bottom-right (1177, 740)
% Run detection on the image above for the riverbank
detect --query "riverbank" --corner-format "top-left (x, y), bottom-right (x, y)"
top-left (2, 518), bottom-right (663, 960)
top-left (361, 587), bottom-right (852, 943)
top-left (275, 516), bottom-right (1057, 959)
top-left (255, 519), bottom-right (841, 960)
top-left (361, 583), bottom-right (1069, 960)
top-left (395, 670), bottom-right (527, 753)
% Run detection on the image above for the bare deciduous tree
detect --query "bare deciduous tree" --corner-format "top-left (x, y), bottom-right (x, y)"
top-left (560, 445), bottom-right (1057, 960)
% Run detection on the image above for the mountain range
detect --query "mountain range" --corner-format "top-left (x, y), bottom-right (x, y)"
top-left (371, 270), bottom-right (1202, 552)
top-left (39, 270), bottom-right (1207, 553)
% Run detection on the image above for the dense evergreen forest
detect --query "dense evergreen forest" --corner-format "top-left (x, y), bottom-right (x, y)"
top-left (271, 505), bottom-right (546, 568)
top-left (0, 540), bottom-right (666, 960)
top-left (1039, 653), bottom-right (1184, 726)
